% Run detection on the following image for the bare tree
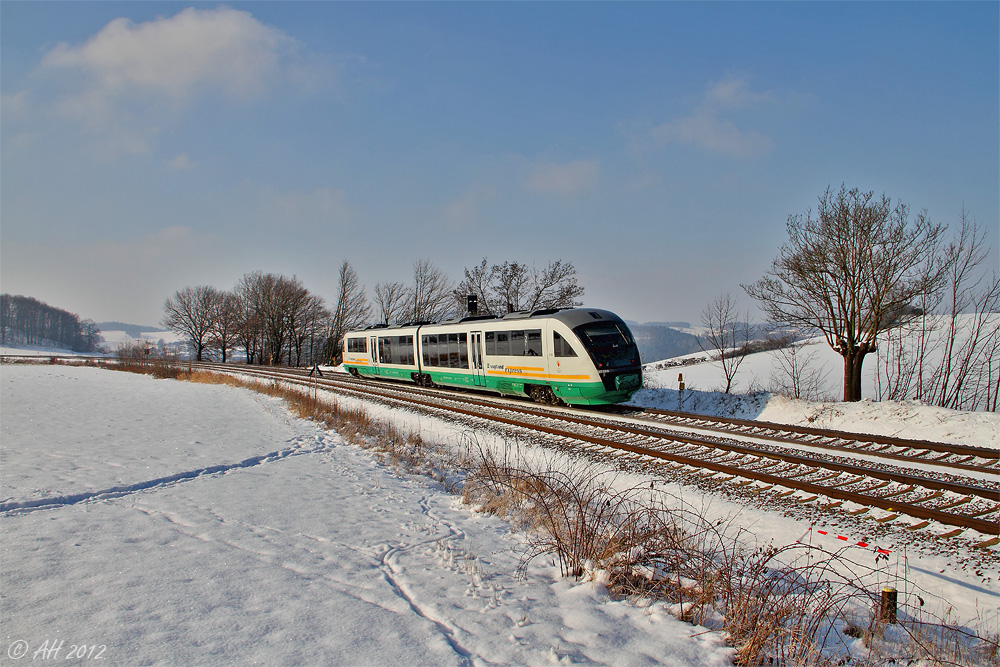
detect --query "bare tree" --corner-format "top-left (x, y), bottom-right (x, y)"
top-left (373, 281), bottom-right (409, 325)
top-left (744, 185), bottom-right (947, 402)
top-left (407, 259), bottom-right (455, 322)
top-left (256, 274), bottom-right (288, 365)
top-left (876, 211), bottom-right (1000, 410)
top-left (526, 259), bottom-right (585, 310)
top-left (162, 286), bottom-right (219, 361)
top-left (455, 258), bottom-right (585, 314)
top-left (326, 260), bottom-right (371, 364)
top-left (235, 272), bottom-right (266, 365)
top-left (699, 292), bottom-right (752, 394)
top-left (494, 261), bottom-right (531, 313)
top-left (922, 214), bottom-right (1000, 409)
top-left (288, 293), bottom-right (329, 367)
top-left (769, 342), bottom-right (831, 401)
top-left (455, 258), bottom-right (502, 316)
top-left (231, 273), bottom-right (312, 366)
top-left (303, 295), bottom-right (332, 366)
top-left (209, 290), bottom-right (241, 363)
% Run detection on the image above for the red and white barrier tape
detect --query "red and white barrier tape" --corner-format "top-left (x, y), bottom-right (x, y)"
top-left (813, 529), bottom-right (892, 555)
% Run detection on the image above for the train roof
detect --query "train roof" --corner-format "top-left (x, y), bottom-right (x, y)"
top-left (347, 307), bottom-right (626, 335)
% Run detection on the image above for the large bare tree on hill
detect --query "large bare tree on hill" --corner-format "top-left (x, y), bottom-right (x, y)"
top-left (744, 185), bottom-right (948, 402)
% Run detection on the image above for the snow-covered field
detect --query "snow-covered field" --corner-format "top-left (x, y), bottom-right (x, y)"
top-left (2, 362), bottom-right (997, 665)
top-left (2, 365), bottom-right (734, 666)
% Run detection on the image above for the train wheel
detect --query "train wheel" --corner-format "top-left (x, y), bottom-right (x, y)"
top-left (530, 385), bottom-right (562, 406)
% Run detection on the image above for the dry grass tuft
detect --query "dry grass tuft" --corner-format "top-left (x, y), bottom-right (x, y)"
top-left (110, 341), bottom-right (188, 380)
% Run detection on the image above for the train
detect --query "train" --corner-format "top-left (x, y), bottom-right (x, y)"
top-left (341, 307), bottom-right (642, 406)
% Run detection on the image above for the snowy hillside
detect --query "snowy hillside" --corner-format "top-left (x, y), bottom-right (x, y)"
top-left (637, 331), bottom-right (998, 448)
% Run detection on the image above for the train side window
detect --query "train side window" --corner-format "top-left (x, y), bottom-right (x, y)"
top-left (526, 330), bottom-right (542, 356)
top-left (458, 333), bottom-right (468, 368)
top-left (347, 337), bottom-right (366, 354)
top-left (447, 333), bottom-right (460, 368)
top-left (510, 330), bottom-right (525, 356)
top-left (554, 331), bottom-right (578, 357)
top-left (402, 336), bottom-right (414, 365)
top-left (422, 334), bottom-right (438, 367)
top-left (496, 332), bottom-right (509, 355)
top-left (378, 337), bottom-right (392, 364)
top-left (485, 331), bottom-right (496, 355)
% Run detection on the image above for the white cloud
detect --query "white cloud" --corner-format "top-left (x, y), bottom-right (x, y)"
top-left (167, 153), bottom-right (197, 170)
top-left (651, 114), bottom-right (772, 158)
top-left (23, 7), bottom-right (300, 155)
top-left (526, 159), bottom-right (599, 196)
top-left (1, 91), bottom-right (30, 119)
top-left (42, 8), bottom-right (296, 107)
top-left (262, 186), bottom-right (354, 229)
top-left (444, 185), bottom-right (496, 227)
top-left (650, 76), bottom-right (773, 158)
top-left (704, 77), bottom-right (772, 109)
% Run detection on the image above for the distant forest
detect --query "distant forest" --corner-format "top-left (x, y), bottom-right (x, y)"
top-left (0, 294), bottom-right (102, 352)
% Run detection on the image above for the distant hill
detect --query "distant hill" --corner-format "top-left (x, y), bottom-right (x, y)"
top-left (96, 322), bottom-right (166, 339)
top-left (629, 324), bottom-right (702, 363)
top-left (636, 321), bottom-right (691, 330)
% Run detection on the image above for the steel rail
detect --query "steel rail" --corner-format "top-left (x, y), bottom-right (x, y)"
top-left (637, 408), bottom-right (998, 464)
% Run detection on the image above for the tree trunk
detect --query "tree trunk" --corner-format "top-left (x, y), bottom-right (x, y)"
top-left (842, 350), bottom-right (866, 402)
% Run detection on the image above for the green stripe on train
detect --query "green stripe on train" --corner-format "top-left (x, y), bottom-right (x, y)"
top-left (345, 363), bottom-right (634, 406)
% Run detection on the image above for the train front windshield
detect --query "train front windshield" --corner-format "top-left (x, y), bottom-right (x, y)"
top-left (573, 322), bottom-right (640, 369)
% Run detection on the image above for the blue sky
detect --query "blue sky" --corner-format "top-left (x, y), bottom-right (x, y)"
top-left (2, 2), bottom-right (997, 327)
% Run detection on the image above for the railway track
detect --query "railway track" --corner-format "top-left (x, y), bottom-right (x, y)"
top-left (192, 362), bottom-right (1000, 542)
top-left (9, 357), bottom-right (993, 541)
top-left (629, 408), bottom-right (999, 475)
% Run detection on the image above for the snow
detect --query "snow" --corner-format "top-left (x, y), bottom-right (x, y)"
top-left (1, 358), bottom-right (996, 665)
top-left (97, 329), bottom-right (185, 349)
top-left (637, 337), bottom-right (1000, 449)
top-left (2, 365), bottom-right (733, 666)
top-left (0, 345), bottom-right (100, 357)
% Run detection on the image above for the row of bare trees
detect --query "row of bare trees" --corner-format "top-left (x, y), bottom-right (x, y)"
top-left (164, 271), bottom-right (348, 366)
top-left (698, 185), bottom-right (997, 411)
top-left (873, 211), bottom-right (1000, 411)
top-left (0, 294), bottom-right (102, 352)
top-left (163, 258), bottom-right (584, 366)
top-left (455, 259), bottom-right (585, 317)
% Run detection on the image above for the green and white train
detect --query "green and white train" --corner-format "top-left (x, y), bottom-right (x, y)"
top-left (341, 308), bottom-right (642, 406)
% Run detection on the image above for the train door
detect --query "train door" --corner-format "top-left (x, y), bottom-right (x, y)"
top-left (369, 335), bottom-right (380, 374)
top-left (470, 331), bottom-right (486, 386)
